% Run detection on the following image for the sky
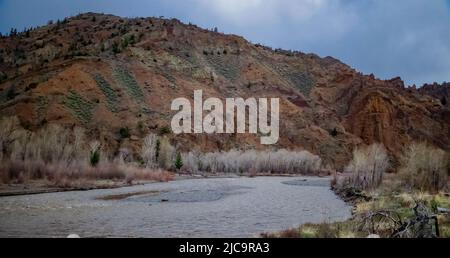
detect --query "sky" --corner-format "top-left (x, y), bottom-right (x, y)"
top-left (0, 0), bottom-right (449, 86)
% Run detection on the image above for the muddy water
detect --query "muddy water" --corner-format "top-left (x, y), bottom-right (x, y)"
top-left (0, 177), bottom-right (351, 237)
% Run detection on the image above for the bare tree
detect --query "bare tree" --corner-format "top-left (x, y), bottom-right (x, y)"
top-left (141, 133), bottom-right (158, 168)
top-left (345, 143), bottom-right (390, 190)
top-left (399, 142), bottom-right (448, 192)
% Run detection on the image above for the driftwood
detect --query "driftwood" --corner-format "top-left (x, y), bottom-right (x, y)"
top-left (391, 202), bottom-right (439, 238)
top-left (360, 200), bottom-right (440, 238)
top-left (333, 187), bottom-right (372, 204)
top-left (360, 210), bottom-right (403, 236)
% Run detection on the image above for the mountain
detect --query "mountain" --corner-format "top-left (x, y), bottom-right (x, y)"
top-left (0, 12), bottom-right (449, 168)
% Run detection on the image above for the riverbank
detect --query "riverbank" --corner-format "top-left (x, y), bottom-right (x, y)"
top-left (263, 175), bottom-right (450, 238)
top-left (0, 179), bottom-right (157, 197)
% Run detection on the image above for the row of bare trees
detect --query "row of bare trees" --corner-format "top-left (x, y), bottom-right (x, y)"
top-left (342, 142), bottom-right (448, 192)
top-left (0, 116), bottom-right (173, 185)
top-left (1, 115), bottom-right (448, 190)
top-left (181, 149), bottom-right (322, 174)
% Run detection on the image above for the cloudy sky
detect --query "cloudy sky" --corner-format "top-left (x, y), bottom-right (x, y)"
top-left (0, 0), bottom-right (449, 86)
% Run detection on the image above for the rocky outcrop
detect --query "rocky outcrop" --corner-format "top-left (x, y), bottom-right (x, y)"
top-left (419, 82), bottom-right (450, 106)
top-left (346, 93), bottom-right (395, 149)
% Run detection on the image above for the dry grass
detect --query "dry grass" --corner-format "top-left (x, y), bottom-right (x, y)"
top-left (263, 221), bottom-right (359, 238)
top-left (119, 166), bottom-right (174, 183)
top-left (266, 192), bottom-right (450, 238)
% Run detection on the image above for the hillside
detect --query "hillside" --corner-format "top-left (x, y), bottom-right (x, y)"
top-left (0, 12), bottom-right (449, 169)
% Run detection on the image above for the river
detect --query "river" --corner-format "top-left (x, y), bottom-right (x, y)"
top-left (0, 176), bottom-right (351, 237)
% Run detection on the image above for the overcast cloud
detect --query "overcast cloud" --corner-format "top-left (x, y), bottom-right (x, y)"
top-left (0, 0), bottom-right (449, 86)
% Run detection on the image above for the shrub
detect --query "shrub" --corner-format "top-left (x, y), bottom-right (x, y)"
top-left (0, 116), bottom-right (21, 160)
top-left (399, 142), bottom-right (448, 192)
top-left (93, 74), bottom-right (119, 113)
top-left (181, 151), bottom-right (199, 173)
top-left (119, 127), bottom-right (130, 139)
top-left (344, 143), bottom-right (389, 190)
top-left (85, 163), bottom-right (125, 180)
top-left (316, 223), bottom-right (339, 238)
top-left (121, 37), bottom-right (129, 49)
top-left (10, 129), bottom-right (31, 161)
top-left (137, 121), bottom-right (146, 135)
top-left (6, 85), bottom-right (16, 100)
top-left (271, 63), bottom-right (315, 96)
top-left (119, 166), bottom-right (174, 182)
top-left (0, 158), bottom-right (175, 185)
top-left (0, 72), bottom-right (7, 83)
top-left (64, 90), bottom-right (96, 123)
top-left (89, 141), bottom-right (101, 167)
top-left (116, 148), bottom-right (133, 164)
top-left (73, 127), bottom-right (87, 159)
top-left (330, 128), bottom-right (338, 137)
top-left (112, 41), bottom-right (121, 54)
top-left (155, 138), bottom-right (161, 162)
top-left (113, 67), bottom-right (144, 101)
top-left (275, 228), bottom-right (301, 238)
top-left (158, 137), bottom-right (175, 170)
top-left (204, 51), bottom-right (241, 81)
top-left (175, 152), bottom-right (183, 170)
top-left (159, 125), bottom-right (171, 135)
top-left (0, 160), bottom-right (26, 183)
